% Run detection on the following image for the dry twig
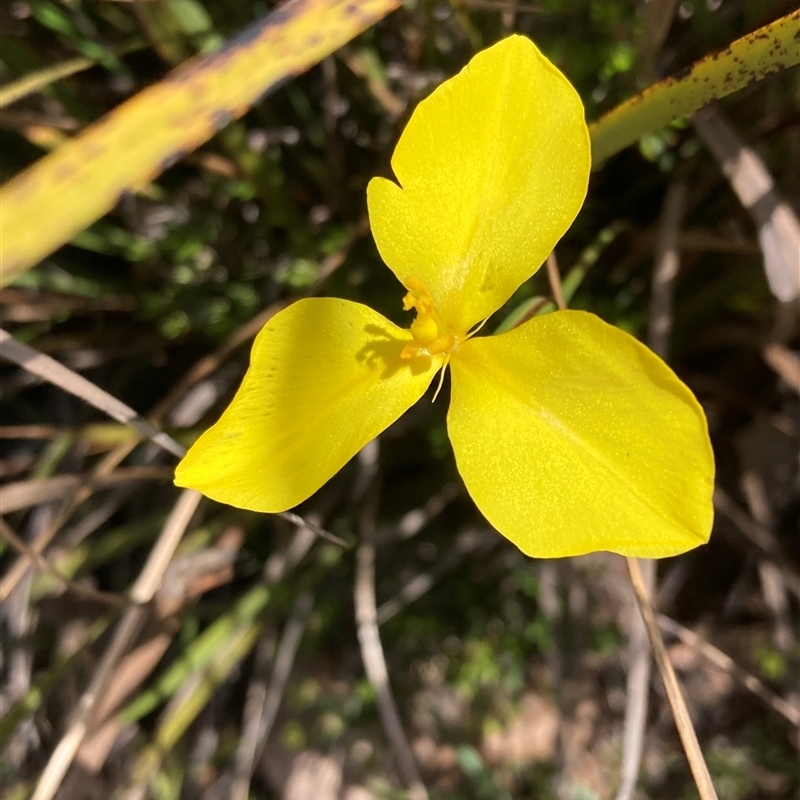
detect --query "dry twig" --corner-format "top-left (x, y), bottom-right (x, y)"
top-left (616, 178), bottom-right (686, 800)
top-left (354, 443), bottom-right (429, 800)
top-left (763, 342), bottom-right (800, 394)
top-left (545, 251), bottom-right (566, 311)
top-left (626, 557), bottom-right (719, 800)
top-left (0, 439), bottom-right (139, 601)
top-left (229, 591), bottom-right (314, 800)
top-left (656, 614), bottom-right (800, 726)
top-left (0, 517), bottom-right (129, 609)
top-left (1, 466), bottom-right (174, 514)
top-left (638, 0), bottom-right (681, 82)
top-left (714, 487), bottom-right (800, 601)
top-left (693, 105), bottom-right (800, 302)
top-left (277, 511), bottom-right (348, 548)
top-left (377, 528), bottom-right (496, 625)
top-left (29, 489), bottom-right (201, 800)
top-left (740, 471), bottom-right (794, 654)
top-left (0, 328), bottom-right (184, 458)
top-left (375, 481), bottom-right (460, 545)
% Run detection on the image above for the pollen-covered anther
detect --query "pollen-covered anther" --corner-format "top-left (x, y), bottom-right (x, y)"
top-left (400, 278), bottom-right (457, 359)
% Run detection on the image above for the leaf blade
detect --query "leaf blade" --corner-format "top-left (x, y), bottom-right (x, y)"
top-left (0, 0), bottom-right (400, 285)
top-left (590, 11), bottom-right (800, 166)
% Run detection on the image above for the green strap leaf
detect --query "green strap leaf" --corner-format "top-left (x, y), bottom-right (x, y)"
top-left (0, 0), bottom-right (400, 286)
top-left (590, 11), bottom-right (800, 166)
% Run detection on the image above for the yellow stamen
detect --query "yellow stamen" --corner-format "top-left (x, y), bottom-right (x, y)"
top-left (400, 278), bottom-right (457, 359)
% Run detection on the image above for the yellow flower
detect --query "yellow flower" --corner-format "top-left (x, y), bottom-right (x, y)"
top-left (175, 36), bottom-right (714, 558)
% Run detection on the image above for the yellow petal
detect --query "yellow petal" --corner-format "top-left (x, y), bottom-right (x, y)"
top-left (448, 311), bottom-right (714, 558)
top-left (175, 298), bottom-right (440, 512)
top-left (368, 35), bottom-right (590, 335)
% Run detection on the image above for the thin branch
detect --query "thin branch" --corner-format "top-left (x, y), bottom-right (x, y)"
top-left (648, 181), bottom-right (686, 358)
top-left (222, 630), bottom-right (275, 800)
top-left (1, 508), bottom-right (37, 770)
top-left (693, 104), bottom-right (800, 303)
top-left (376, 528), bottom-right (496, 625)
top-left (763, 342), bottom-right (800, 394)
top-left (0, 517), bottom-right (130, 609)
top-left (29, 489), bottom-right (201, 800)
top-left (375, 482), bottom-right (460, 545)
top-left (0, 439), bottom-right (138, 601)
top-left (616, 178), bottom-right (686, 800)
top-left (656, 614), bottom-right (800, 726)
top-left (229, 591), bottom-right (314, 800)
top-left (615, 560), bottom-right (656, 800)
top-left (354, 445), bottom-right (428, 800)
top-left (0, 328), bottom-right (184, 458)
top-left (277, 511), bottom-right (349, 548)
top-left (638, 0), bottom-right (680, 83)
top-left (1, 466), bottom-right (174, 514)
top-left (741, 471), bottom-right (794, 654)
top-left (545, 250), bottom-right (566, 311)
top-left (626, 557), bottom-right (719, 800)
top-left (714, 487), bottom-right (800, 600)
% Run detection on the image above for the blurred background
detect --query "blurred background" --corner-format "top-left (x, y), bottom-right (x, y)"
top-left (1, 0), bottom-right (798, 798)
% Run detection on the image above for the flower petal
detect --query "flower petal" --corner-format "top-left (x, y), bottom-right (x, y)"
top-left (448, 311), bottom-right (714, 557)
top-left (175, 298), bottom-right (440, 512)
top-left (368, 35), bottom-right (590, 335)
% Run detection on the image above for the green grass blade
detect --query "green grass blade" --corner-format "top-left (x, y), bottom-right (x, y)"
top-left (0, 39), bottom-right (147, 109)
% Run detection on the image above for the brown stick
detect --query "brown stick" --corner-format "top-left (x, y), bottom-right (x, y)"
top-left (0, 328), bottom-right (183, 458)
top-left (354, 444), bottom-right (428, 800)
top-left (29, 489), bottom-right (202, 800)
top-left (616, 178), bottom-right (686, 800)
top-left (0, 517), bottom-right (129, 609)
top-left (656, 613), bottom-right (799, 726)
top-left (626, 557), bottom-right (719, 800)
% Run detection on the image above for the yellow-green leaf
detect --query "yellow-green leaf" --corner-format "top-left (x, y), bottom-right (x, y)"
top-left (0, 0), bottom-right (401, 286)
top-left (590, 11), bottom-right (800, 166)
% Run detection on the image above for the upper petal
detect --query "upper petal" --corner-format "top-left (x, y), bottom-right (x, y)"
top-left (175, 298), bottom-right (440, 512)
top-left (447, 311), bottom-right (714, 558)
top-left (368, 35), bottom-right (590, 335)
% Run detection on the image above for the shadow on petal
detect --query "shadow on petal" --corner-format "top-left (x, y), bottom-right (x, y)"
top-left (175, 297), bottom-right (440, 513)
top-left (358, 323), bottom-right (433, 378)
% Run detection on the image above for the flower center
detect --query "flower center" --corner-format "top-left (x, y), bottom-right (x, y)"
top-left (400, 278), bottom-right (457, 359)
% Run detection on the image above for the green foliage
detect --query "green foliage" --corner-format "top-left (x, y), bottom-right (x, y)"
top-left (457, 745), bottom-right (514, 800)
top-left (754, 645), bottom-right (787, 681)
top-left (1, 1), bottom-right (798, 799)
top-left (678, 740), bottom-right (755, 800)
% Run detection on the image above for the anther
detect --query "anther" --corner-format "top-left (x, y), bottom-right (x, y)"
top-left (400, 280), bottom-right (457, 359)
